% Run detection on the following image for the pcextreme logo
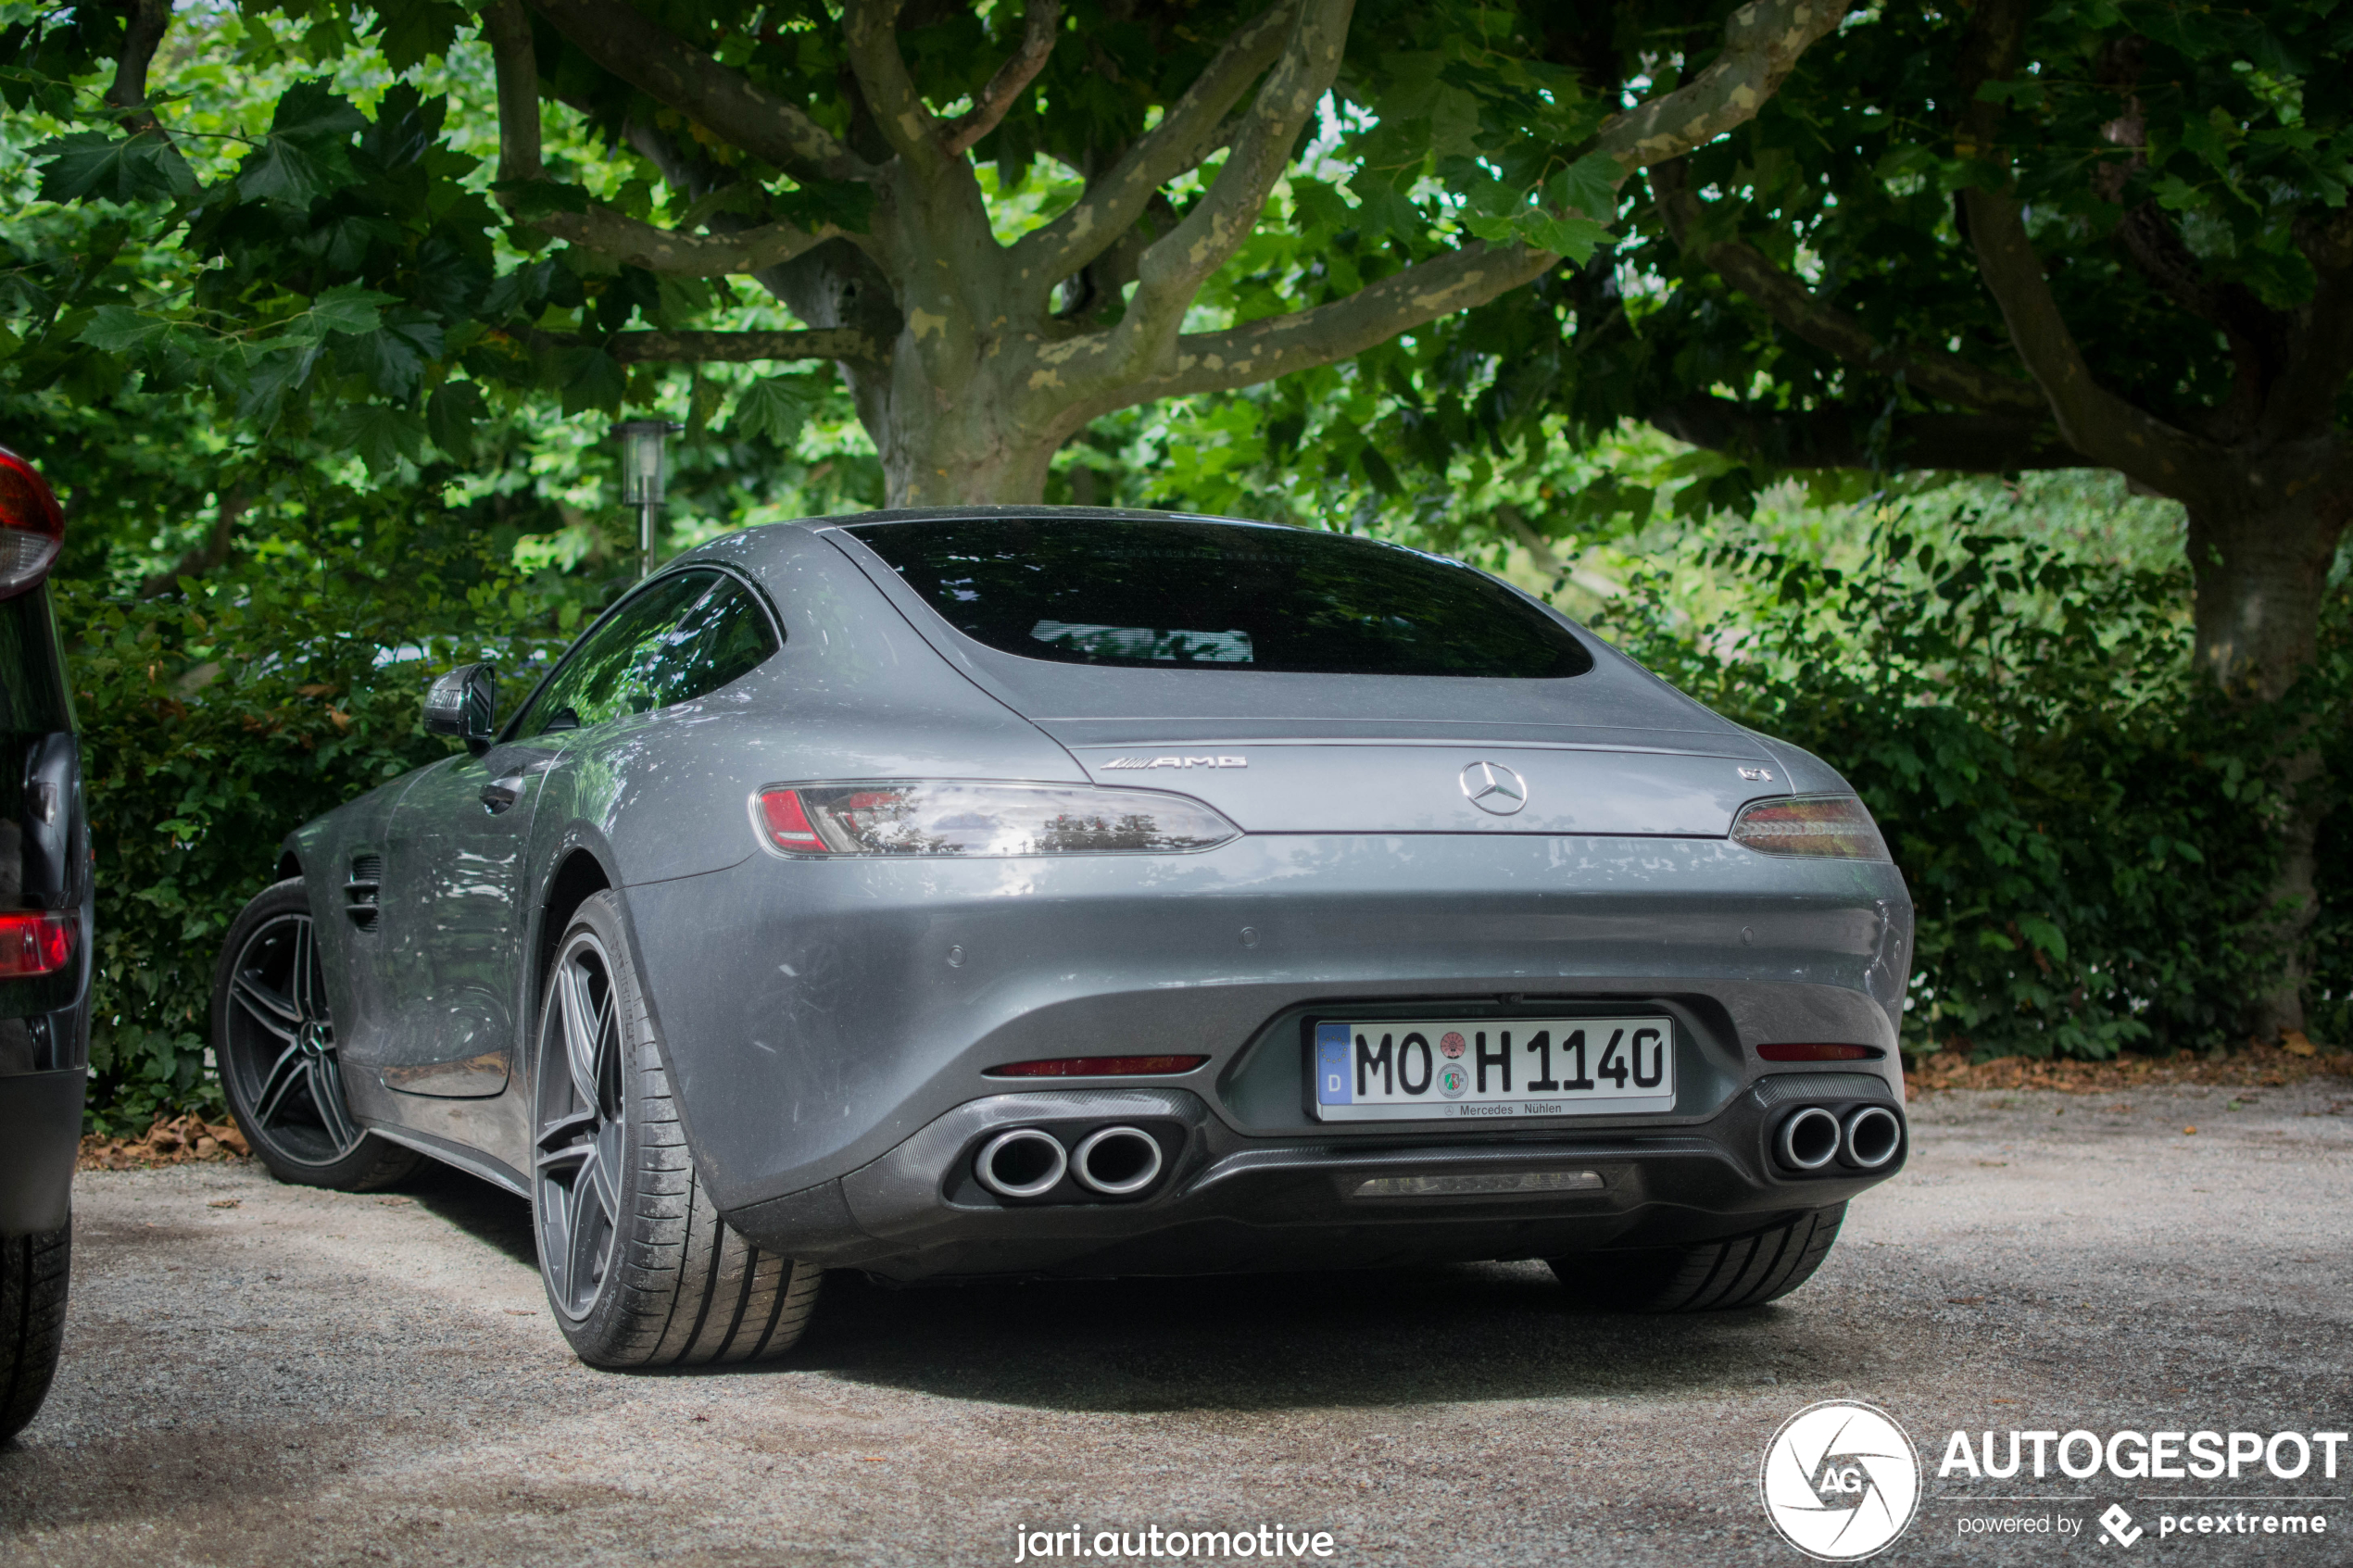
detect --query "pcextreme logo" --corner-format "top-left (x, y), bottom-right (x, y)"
top-left (1760, 1401), bottom-right (1924, 1562)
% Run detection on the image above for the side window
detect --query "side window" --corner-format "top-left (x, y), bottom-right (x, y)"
top-left (515, 571), bottom-right (779, 739)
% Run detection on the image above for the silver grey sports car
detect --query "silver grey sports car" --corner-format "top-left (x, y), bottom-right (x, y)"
top-left (211, 507), bottom-right (1913, 1368)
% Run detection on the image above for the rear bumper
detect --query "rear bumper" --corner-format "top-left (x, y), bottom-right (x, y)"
top-left (626, 833), bottom-right (1912, 1218)
top-left (0, 1067), bottom-right (84, 1235)
top-left (724, 1072), bottom-right (1905, 1280)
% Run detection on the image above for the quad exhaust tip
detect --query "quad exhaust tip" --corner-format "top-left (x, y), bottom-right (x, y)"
top-left (975, 1127), bottom-right (1068, 1198)
top-left (1843, 1105), bottom-right (1903, 1170)
top-left (1073, 1125), bottom-right (1164, 1196)
top-left (1775, 1107), bottom-right (1842, 1172)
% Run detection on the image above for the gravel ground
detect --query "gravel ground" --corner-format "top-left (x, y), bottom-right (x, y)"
top-left (4, 1080), bottom-right (2350, 1567)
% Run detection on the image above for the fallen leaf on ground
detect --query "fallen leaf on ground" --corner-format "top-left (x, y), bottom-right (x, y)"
top-left (2183, 1126), bottom-right (2197, 1135)
top-left (207, 1198), bottom-right (239, 1210)
top-left (80, 1113), bottom-right (250, 1170)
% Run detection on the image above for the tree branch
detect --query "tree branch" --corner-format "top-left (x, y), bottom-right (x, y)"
top-left (1649, 395), bottom-right (2082, 472)
top-left (942, 0), bottom-right (1061, 156)
top-left (1592, 0), bottom-right (1851, 173)
top-left (839, 0), bottom-right (954, 175)
top-left (2267, 210), bottom-right (2353, 443)
top-left (1105, 240), bottom-right (1558, 405)
top-left (1010, 1), bottom-right (1295, 287)
top-left (1652, 158), bottom-right (2048, 418)
top-left (1053, 0), bottom-right (1854, 411)
top-left (602, 329), bottom-right (881, 364)
top-left (525, 0), bottom-right (875, 184)
top-left (484, 3), bottom-right (834, 275)
top-left (103, 0), bottom-right (173, 135)
top-left (1105, 0), bottom-right (1355, 382)
top-left (537, 210), bottom-right (839, 276)
top-left (1957, 0), bottom-right (2218, 498)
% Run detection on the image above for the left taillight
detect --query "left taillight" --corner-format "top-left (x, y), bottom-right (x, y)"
top-left (0, 910), bottom-right (74, 979)
top-left (754, 781), bottom-right (1241, 857)
top-left (0, 447), bottom-right (65, 599)
top-left (1730, 794), bottom-right (1891, 860)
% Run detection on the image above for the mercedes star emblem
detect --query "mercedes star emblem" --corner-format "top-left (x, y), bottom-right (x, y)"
top-left (1460, 760), bottom-right (1529, 816)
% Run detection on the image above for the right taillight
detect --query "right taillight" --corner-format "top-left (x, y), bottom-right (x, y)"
top-left (0, 447), bottom-right (65, 599)
top-left (1730, 795), bottom-right (1890, 859)
top-left (0, 910), bottom-right (74, 978)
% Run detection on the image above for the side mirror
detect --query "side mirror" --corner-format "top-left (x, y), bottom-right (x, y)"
top-left (423, 663), bottom-right (497, 756)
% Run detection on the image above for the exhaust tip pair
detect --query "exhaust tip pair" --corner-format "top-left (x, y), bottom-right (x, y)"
top-left (975, 1125), bottom-right (1164, 1200)
top-left (1775, 1104), bottom-right (1902, 1173)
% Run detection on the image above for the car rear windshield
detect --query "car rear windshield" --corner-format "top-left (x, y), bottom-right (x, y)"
top-left (844, 516), bottom-right (1592, 678)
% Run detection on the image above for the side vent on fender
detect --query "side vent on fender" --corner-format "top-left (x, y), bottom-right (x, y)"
top-left (345, 853), bottom-right (384, 932)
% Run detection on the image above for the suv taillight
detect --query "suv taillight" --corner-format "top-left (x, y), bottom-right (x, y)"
top-left (0, 910), bottom-right (74, 978)
top-left (0, 447), bottom-right (65, 599)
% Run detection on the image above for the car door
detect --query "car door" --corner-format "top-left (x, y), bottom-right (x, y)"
top-left (371, 569), bottom-right (776, 1099)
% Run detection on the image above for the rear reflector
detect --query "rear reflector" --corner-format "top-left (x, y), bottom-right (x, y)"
top-left (758, 788), bottom-right (824, 849)
top-left (1756, 1042), bottom-right (1878, 1061)
top-left (986, 1055), bottom-right (1209, 1078)
top-left (0, 910), bottom-right (74, 979)
top-left (0, 447), bottom-right (65, 600)
top-left (1353, 1171), bottom-right (1604, 1198)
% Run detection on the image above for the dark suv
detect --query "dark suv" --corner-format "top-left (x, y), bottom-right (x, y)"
top-left (0, 445), bottom-right (88, 1442)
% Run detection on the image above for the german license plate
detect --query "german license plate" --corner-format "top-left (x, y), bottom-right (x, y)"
top-left (1312, 1016), bottom-right (1675, 1122)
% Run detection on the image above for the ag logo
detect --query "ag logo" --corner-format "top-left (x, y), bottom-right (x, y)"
top-left (1759, 1400), bottom-right (1920, 1562)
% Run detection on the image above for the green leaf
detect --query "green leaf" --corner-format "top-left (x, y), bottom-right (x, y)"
top-left (374, 0), bottom-right (468, 71)
top-left (308, 283), bottom-right (399, 337)
top-left (235, 80), bottom-right (366, 207)
top-left (1545, 151), bottom-right (1622, 222)
top-left (76, 306), bottom-right (174, 355)
top-left (337, 405), bottom-right (428, 478)
top-left (1516, 210), bottom-right (1612, 263)
top-left (426, 381), bottom-right (486, 462)
top-left (34, 130), bottom-right (197, 205)
top-left (549, 346), bottom-right (625, 416)
top-left (728, 376), bottom-right (815, 447)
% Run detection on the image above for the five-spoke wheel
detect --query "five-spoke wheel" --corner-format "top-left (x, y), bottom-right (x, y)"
top-left (211, 878), bottom-right (420, 1190)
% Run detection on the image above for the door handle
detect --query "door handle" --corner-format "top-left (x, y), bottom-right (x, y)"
top-left (480, 774), bottom-right (527, 813)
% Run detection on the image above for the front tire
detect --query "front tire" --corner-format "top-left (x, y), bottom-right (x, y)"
top-left (0, 1219), bottom-right (69, 1442)
top-left (211, 878), bottom-right (420, 1191)
top-left (1550, 1204), bottom-right (1846, 1312)
top-left (531, 891), bottom-right (821, 1368)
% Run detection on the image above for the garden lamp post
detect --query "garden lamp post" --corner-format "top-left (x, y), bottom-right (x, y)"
top-left (612, 419), bottom-right (683, 579)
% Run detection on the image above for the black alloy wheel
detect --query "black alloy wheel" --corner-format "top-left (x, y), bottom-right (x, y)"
top-left (531, 891), bottom-right (821, 1367)
top-left (211, 878), bottom-right (420, 1190)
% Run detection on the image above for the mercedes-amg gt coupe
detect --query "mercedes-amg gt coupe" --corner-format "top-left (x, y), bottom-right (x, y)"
top-left (213, 508), bottom-right (1913, 1368)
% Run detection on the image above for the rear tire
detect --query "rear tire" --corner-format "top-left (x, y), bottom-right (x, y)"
top-left (1549, 1204), bottom-right (1845, 1312)
top-left (531, 891), bottom-right (821, 1369)
top-left (0, 1219), bottom-right (69, 1442)
top-left (211, 878), bottom-right (421, 1192)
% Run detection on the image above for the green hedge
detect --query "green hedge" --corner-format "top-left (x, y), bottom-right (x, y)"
top-left (69, 508), bottom-right (593, 1134)
top-left (1596, 516), bottom-right (2350, 1058)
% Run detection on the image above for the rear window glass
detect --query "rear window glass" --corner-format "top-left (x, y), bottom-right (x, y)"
top-left (845, 516), bottom-right (1592, 679)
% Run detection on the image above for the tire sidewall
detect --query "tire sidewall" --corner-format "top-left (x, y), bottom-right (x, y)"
top-left (532, 890), bottom-right (659, 1362)
top-left (212, 877), bottom-right (397, 1189)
